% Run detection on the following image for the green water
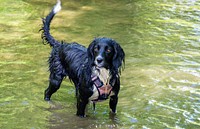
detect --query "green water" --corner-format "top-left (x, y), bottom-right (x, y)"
top-left (0, 0), bottom-right (200, 128)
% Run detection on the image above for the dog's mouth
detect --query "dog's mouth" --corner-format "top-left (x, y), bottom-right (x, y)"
top-left (94, 63), bottom-right (110, 70)
top-left (95, 63), bottom-right (104, 68)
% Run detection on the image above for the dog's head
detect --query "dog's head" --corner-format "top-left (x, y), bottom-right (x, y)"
top-left (88, 37), bottom-right (125, 73)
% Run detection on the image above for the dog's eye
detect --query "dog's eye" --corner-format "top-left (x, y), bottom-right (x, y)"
top-left (94, 47), bottom-right (98, 52)
top-left (106, 49), bottom-right (111, 53)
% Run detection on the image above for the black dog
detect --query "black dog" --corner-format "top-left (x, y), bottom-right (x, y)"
top-left (40, 0), bottom-right (125, 117)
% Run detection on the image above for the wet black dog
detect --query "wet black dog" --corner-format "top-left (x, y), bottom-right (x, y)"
top-left (40, 0), bottom-right (125, 117)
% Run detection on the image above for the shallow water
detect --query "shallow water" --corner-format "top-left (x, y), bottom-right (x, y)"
top-left (0, 0), bottom-right (200, 128)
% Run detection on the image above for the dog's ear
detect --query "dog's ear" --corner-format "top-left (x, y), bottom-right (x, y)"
top-left (112, 40), bottom-right (125, 73)
top-left (87, 39), bottom-right (96, 66)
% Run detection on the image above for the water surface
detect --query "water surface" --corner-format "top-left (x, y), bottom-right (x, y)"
top-left (0, 0), bottom-right (200, 128)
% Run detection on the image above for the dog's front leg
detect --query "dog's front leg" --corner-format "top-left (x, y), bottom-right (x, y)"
top-left (76, 96), bottom-right (88, 117)
top-left (109, 95), bottom-right (118, 114)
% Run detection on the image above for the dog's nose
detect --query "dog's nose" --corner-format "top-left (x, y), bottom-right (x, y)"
top-left (97, 57), bottom-right (103, 64)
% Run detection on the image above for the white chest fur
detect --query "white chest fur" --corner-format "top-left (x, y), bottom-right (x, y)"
top-left (93, 67), bottom-right (111, 84)
top-left (89, 67), bottom-right (113, 101)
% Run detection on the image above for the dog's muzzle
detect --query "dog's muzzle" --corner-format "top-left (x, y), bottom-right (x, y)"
top-left (94, 56), bottom-right (104, 68)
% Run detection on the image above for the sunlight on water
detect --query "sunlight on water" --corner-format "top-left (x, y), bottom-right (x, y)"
top-left (0, 0), bottom-right (200, 128)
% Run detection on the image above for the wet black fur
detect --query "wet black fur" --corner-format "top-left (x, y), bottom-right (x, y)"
top-left (40, 3), bottom-right (125, 117)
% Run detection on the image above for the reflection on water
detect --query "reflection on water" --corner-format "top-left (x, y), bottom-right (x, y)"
top-left (0, 0), bottom-right (200, 128)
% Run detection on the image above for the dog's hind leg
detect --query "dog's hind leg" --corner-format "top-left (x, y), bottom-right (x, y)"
top-left (44, 56), bottom-right (66, 101)
top-left (44, 72), bottom-right (64, 101)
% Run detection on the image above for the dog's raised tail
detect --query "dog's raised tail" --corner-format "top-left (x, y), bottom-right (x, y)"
top-left (40, 0), bottom-right (62, 47)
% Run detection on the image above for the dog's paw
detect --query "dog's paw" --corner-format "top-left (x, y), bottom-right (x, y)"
top-left (79, 115), bottom-right (86, 118)
top-left (44, 97), bottom-right (51, 101)
top-left (110, 109), bottom-right (117, 114)
top-left (76, 113), bottom-right (86, 118)
top-left (77, 114), bottom-right (87, 118)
